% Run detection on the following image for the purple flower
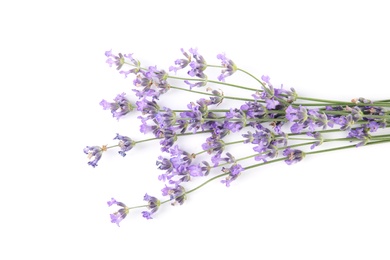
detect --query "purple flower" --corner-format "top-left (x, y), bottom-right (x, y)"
top-left (118, 53), bottom-right (141, 76)
top-left (162, 185), bottom-right (187, 205)
top-left (105, 50), bottom-right (125, 70)
top-left (161, 184), bottom-right (170, 196)
top-left (223, 108), bottom-right (246, 132)
top-left (240, 101), bottom-right (266, 119)
top-left (285, 105), bottom-right (308, 123)
top-left (146, 66), bottom-right (170, 98)
top-left (159, 129), bottom-right (177, 152)
top-left (265, 98), bottom-right (280, 109)
top-left (156, 155), bottom-right (173, 172)
top-left (155, 108), bottom-right (176, 129)
top-left (251, 128), bottom-right (273, 146)
top-left (169, 48), bottom-right (191, 73)
top-left (113, 134), bottom-right (136, 157)
top-left (306, 132), bottom-right (323, 149)
top-left (179, 102), bottom-right (205, 132)
top-left (110, 209), bottom-right (128, 227)
top-left (138, 116), bottom-right (158, 134)
top-left (158, 146), bottom-right (199, 183)
top-left (136, 98), bottom-right (161, 118)
top-left (100, 93), bottom-right (134, 120)
top-left (107, 198), bottom-right (117, 206)
top-left (107, 198), bottom-right (129, 227)
top-left (187, 164), bottom-right (203, 177)
top-left (141, 211), bottom-right (153, 219)
top-left (200, 161), bottom-right (211, 176)
top-left (141, 193), bottom-right (160, 220)
top-left (282, 148), bottom-right (305, 165)
top-left (348, 127), bottom-right (367, 139)
top-left (211, 153), bottom-right (223, 166)
top-left (254, 145), bottom-right (278, 162)
top-left (187, 48), bottom-right (207, 78)
top-left (184, 79), bottom-right (208, 89)
top-left (170, 147), bottom-right (193, 169)
top-left (209, 89), bottom-right (224, 105)
top-left (339, 115), bottom-right (355, 131)
top-left (221, 164), bottom-right (244, 187)
top-left (310, 110), bottom-right (333, 129)
top-left (367, 121), bottom-right (380, 132)
top-left (261, 75), bottom-right (271, 84)
top-left (242, 131), bottom-right (255, 144)
top-left (131, 66), bottom-right (170, 100)
top-left (83, 145), bottom-right (106, 167)
top-left (202, 137), bottom-right (225, 155)
top-left (290, 122), bottom-right (305, 134)
top-left (216, 53), bottom-right (237, 81)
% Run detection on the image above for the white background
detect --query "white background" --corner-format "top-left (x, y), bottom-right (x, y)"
top-left (1, 1), bottom-right (390, 259)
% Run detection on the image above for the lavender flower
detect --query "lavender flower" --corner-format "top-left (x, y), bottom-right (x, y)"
top-left (107, 198), bottom-right (117, 206)
top-left (145, 66), bottom-right (170, 98)
top-left (83, 145), bottom-right (106, 167)
top-left (159, 129), bottom-right (177, 152)
top-left (200, 161), bottom-right (211, 176)
top-left (367, 121), bottom-right (381, 132)
top-left (136, 98), bottom-right (160, 116)
top-left (261, 75), bottom-right (271, 85)
top-left (184, 79), bottom-right (208, 89)
top-left (240, 101), bottom-right (267, 120)
top-left (338, 114), bottom-right (355, 131)
top-left (105, 50), bottom-right (125, 70)
top-left (187, 48), bottom-right (207, 78)
top-left (283, 148), bottom-right (305, 165)
top-left (221, 164), bottom-right (244, 187)
top-left (113, 134), bottom-right (136, 157)
top-left (119, 53), bottom-right (141, 76)
top-left (216, 53), bottom-right (237, 82)
top-left (179, 102), bottom-right (205, 133)
top-left (162, 184), bottom-right (187, 205)
top-left (306, 132), bottom-right (323, 149)
top-left (100, 93), bottom-right (134, 120)
top-left (209, 89), bottom-right (224, 105)
top-left (202, 137), bottom-right (225, 155)
top-left (224, 108), bottom-right (246, 132)
top-left (141, 193), bottom-right (160, 220)
top-left (285, 105), bottom-right (308, 123)
top-left (169, 48), bottom-right (191, 73)
top-left (107, 198), bottom-right (129, 227)
top-left (138, 116), bottom-right (158, 134)
top-left (155, 108), bottom-right (176, 129)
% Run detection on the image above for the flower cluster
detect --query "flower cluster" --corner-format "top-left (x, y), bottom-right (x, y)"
top-left (84, 48), bottom-right (390, 226)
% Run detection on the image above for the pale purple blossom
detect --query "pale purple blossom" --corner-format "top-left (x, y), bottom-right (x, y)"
top-left (100, 93), bottom-right (134, 120)
top-left (217, 53), bottom-right (237, 81)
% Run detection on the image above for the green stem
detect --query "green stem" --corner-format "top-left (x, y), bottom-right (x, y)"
top-left (296, 96), bottom-right (390, 107)
top-left (305, 139), bottom-right (390, 156)
top-left (167, 75), bottom-right (259, 91)
top-left (237, 68), bottom-right (266, 88)
top-left (169, 85), bottom-right (255, 102)
top-left (128, 204), bottom-right (149, 210)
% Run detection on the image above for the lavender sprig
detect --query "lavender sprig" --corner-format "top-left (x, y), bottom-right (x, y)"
top-left (84, 48), bottom-right (390, 226)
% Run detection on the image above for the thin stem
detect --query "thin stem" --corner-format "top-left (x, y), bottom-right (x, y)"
top-left (169, 85), bottom-right (255, 102)
top-left (167, 75), bottom-right (259, 91)
top-left (296, 96), bottom-right (390, 107)
top-left (237, 68), bottom-right (266, 88)
top-left (306, 139), bottom-right (390, 156)
top-left (128, 204), bottom-right (149, 210)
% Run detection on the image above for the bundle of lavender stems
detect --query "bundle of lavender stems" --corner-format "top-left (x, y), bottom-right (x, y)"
top-left (84, 48), bottom-right (390, 226)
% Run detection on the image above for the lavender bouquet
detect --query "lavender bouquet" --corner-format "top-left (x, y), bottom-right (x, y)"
top-left (84, 48), bottom-right (390, 226)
